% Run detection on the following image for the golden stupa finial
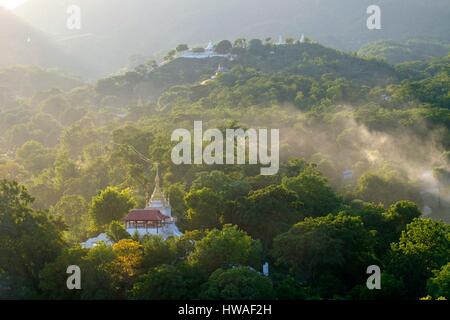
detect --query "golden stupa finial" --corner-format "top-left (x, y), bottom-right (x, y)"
top-left (150, 163), bottom-right (165, 203)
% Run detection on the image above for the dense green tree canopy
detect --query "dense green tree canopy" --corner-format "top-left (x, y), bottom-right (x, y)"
top-left (187, 224), bottom-right (262, 274)
top-left (239, 184), bottom-right (302, 248)
top-left (89, 187), bottom-right (136, 228)
top-left (388, 219), bottom-right (450, 299)
top-left (200, 267), bottom-right (275, 300)
top-left (282, 167), bottom-right (341, 217)
top-left (130, 264), bottom-right (204, 300)
top-left (141, 235), bottom-right (176, 270)
top-left (0, 36), bottom-right (449, 300)
top-left (215, 40), bottom-right (233, 54)
top-left (0, 180), bottom-right (64, 298)
top-left (427, 263), bottom-right (450, 299)
top-left (273, 213), bottom-right (376, 298)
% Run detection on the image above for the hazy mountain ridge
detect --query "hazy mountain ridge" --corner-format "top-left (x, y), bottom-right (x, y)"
top-left (0, 65), bottom-right (84, 100)
top-left (358, 39), bottom-right (450, 65)
top-left (0, 8), bottom-right (91, 77)
top-left (13, 0), bottom-right (450, 77)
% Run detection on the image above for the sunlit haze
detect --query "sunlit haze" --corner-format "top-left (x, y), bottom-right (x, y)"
top-left (0, 0), bottom-right (27, 10)
top-left (0, 0), bottom-right (449, 305)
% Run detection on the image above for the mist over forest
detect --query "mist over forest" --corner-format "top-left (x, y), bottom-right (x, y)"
top-left (0, 0), bottom-right (449, 302)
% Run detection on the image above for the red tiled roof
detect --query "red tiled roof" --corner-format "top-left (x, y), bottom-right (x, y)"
top-left (123, 209), bottom-right (169, 222)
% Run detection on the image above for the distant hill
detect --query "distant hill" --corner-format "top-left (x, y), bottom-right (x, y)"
top-left (0, 65), bottom-right (84, 99)
top-left (0, 8), bottom-right (90, 77)
top-left (14, 0), bottom-right (450, 77)
top-left (358, 39), bottom-right (450, 64)
top-left (94, 40), bottom-right (399, 105)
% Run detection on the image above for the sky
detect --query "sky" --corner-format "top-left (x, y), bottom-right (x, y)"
top-left (0, 0), bottom-right (28, 9)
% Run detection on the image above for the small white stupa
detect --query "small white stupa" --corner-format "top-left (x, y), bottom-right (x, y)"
top-left (205, 41), bottom-right (214, 53)
top-left (300, 34), bottom-right (305, 43)
top-left (275, 35), bottom-right (285, 46)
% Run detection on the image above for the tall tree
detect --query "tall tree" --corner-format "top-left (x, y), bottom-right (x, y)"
top-left (200, 267), bottom-right (275, 300)
top-left (427, 263), bottom-right (450, 299)
top-left (185, 187), bottom-right (224, 230)
top-left (387, 218), bottom-right (450, 299)
top-left (240, 184), bottom-right (302, 249)
top-left (0, 180), bottom-right (64, 298)
top-left (141, 235), bottom-right (176, 270)
top-left (188, 224), bottom-right (262, 274)
top-left (130, 264), bottom-right (204, 300)
top-left (215, 40), bottom-right (233, 54)
top-left (282, 167), bottom-right (341, 217)
top-left (273, 213), bottom-right (375, 298)
top-left (89, 187), bottom-right (135, 228)
top-left (50, 194), bottom-right (90, 243)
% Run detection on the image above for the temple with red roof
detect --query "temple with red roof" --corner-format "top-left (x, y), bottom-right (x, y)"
top-left (124, 209), bottom-right (170, 230)
top-left (123, 165), bottom-right (182, 238)
top-left (82, 165), bottom-right (182, 248)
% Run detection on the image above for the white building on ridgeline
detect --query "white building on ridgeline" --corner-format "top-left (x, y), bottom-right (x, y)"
top-left (180, 41), bottom-right (236, 60)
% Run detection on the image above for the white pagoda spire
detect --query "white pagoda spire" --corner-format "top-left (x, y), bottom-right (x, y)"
top-left (276, 35), bottom-right (284, 45)
top-left (150, 164), bottom-right (164, 202)
top-left (147, 164), bottom-right (172, 216)
top-left (205, 41), bottom-right (214, 52)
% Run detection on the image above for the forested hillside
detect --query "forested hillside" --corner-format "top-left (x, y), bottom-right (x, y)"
top-left (0, 38), bottom-right (449, 300)
top-left (0, 65), bottom-right (83, 98)
top-left (358, 39), bottom-right (450, 64)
